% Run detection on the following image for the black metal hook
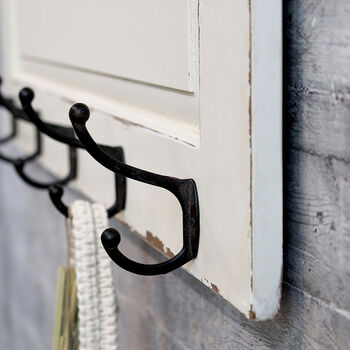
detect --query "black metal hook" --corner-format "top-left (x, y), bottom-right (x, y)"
top-left (19, 87), bottom-right (82, 148)
top-left (48, 146), bottom-right (125, 218)
top-left (14, 146), bottom-right (77, 189)
top-left (18, 87), bottom-right (126, 208)
top-left (0, 78), bottom-right (42, 163)
top-left (0, 86), bottom-right (77, 189)
top-left (0, 116), bottom-right (17, 145)
top-left (0, 92), bottom-right (17, 144)
top-left (19, 87), bottom-right (127, 158)
top-left (68, 103), bottom-right (200, 276)
top-left (0, 128), bottom-right (42, 164)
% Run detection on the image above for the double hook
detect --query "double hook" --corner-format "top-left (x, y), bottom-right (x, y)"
top-left (0, 78), bottom-right (75, 188)
top-left (15, 88), bottom-right (78, 189)
top-left (68, 103), bottom-right (200, 276)
top-left (0, 80), bottom-right (199, 276)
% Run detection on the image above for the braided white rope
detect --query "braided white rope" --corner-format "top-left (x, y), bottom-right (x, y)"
top-left (92, 203), bottom-right (119, 350)
top-left (67, 200), bottom-right (119, 350)
top-left (69, 201), bottom-right (100, 350)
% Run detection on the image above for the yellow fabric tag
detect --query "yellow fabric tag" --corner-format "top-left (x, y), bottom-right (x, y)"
top-left (52, 266), bottom-right (79, 350)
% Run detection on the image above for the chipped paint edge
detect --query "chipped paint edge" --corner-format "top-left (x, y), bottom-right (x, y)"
top-left (115, 218), bottom-right (227, 301)
top-left (115, 218), bottom-right (258, 320)
top-left (115, 218), bottom-right (176, 260)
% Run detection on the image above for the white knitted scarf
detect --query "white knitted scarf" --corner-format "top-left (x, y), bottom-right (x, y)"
top-left (67, 200), bottom-right (119, 350)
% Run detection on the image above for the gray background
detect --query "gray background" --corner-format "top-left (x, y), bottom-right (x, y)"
top-left (1, 1), bottom-right (350, 349)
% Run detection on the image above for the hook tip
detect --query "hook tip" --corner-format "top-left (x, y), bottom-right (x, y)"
top-left (49, 185), bottom-right (64, 197)
top-left (69, 103), bottom-right (90, 125)
top-left (101, 228), bottom-right (121, 248)
top-left (19, 87), bottom-right (34, 104)
top-left (14, 159), bottom-right (24, 169)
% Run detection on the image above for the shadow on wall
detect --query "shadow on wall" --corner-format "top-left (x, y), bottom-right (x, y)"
top-left (283, 0), bottom-right (306, 287)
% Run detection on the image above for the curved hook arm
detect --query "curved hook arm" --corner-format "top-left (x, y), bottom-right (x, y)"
top-left (48, 185), bottom-right (69, 217)
top-left (48, 163), bottom-right (126, 218)
top-left (49, 146), bottom-right (126, 217)
top-left (14, 146), bottom-right (77, 189)
top-left (19, 87), bottom-right (81, 148)
top-left (0, 112), bottom-right (17, 145)
top-left (0, 124), bottom-right (42, 164)
top-left (102, 228), bottom-right (189, 275)
top-left (69, 103), bottom-right (200, 275)
top-left (19, 87), bottom-right (125, 157)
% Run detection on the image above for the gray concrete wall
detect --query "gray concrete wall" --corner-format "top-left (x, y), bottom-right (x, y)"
top-left (1, 1), bottom-right (350, 349)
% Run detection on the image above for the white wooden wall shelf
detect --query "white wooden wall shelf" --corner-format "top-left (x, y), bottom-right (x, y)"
top-left (0, 0), bottom-right (282, 320)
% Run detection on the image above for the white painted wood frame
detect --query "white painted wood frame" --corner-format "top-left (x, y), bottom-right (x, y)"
top-left (0, 0), bottom-right (282, 320)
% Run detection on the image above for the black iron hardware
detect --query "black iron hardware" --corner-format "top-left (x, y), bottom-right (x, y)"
top-left (0, 115), bottom-right (16, 145)
top-left (6, 87), bottom-right (79, 189)
top-left (18, 87), bottom-right (126, 215)
top-left (68, 103), bottom-right (200, 276)
top-left (48, 144), bottom-right (125, 218)
top-left (0, 76), bottom-right (23, 144)
top-left (0, 78), bottom-right (42, 163)
top-left (14, 147), bottom-right (77, 189)
top-left (0, 92), bottom-right (17, 145)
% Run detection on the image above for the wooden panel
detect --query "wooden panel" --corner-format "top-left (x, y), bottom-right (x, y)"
top-left (15, 0), bottom-right (200, 142)
top-left (0, 0), bottom-right (282, 320)
top-left (17, 0), bottom-right (197, 92)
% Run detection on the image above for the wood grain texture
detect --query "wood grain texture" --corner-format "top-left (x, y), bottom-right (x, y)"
top-left (0, 0), bottom-right (350, 348)
top-left (284, 0), bottom-right (350, 314)
top-left (285, 0), bottom-right (350, 160)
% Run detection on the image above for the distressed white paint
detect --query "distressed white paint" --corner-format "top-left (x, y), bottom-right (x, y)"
top-left (251, 0), bottom-right (283, 319)
top-left (0, 0), bottom-right (282, 320)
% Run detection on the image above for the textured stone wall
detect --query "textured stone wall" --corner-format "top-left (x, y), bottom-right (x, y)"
top-left (1, 0), bottom-right (350, 349)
